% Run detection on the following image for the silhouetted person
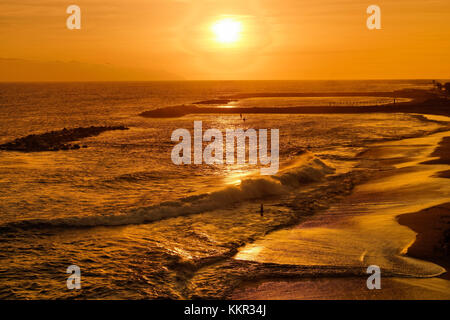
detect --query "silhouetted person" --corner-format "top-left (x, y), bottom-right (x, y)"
top-left (240, 113), bottom-right (242, 119)
top-left (260, 203), bottom-right (264, 217)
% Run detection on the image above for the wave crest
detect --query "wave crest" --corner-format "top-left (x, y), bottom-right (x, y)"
top-left (0, 154), bottom-right (335, 232)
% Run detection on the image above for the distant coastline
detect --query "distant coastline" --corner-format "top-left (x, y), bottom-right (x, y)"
top-left (139, 89), bottom-right (450, 118)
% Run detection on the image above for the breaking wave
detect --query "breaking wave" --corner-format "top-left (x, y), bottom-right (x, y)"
top-left (0, 154), bottom-right (335, 232)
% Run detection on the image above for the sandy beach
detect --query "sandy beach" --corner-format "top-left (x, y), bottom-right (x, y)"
top-left (231, 126), bottom-right (450, 300)
top-left (397, 136), bottom-right (450, 280)
top-left (398, 203), bottom-right (450, 280)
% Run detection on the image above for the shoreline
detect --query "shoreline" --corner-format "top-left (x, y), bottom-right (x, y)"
top-left (230, 128), bottom-right (450, 299)
top-left (397, 203), bottom-right (450, 280)
top-left (397, 136), bottom-right (450, 280)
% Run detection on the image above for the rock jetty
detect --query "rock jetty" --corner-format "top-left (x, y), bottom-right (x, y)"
top-left (0, 125), bottom-right (129, 152)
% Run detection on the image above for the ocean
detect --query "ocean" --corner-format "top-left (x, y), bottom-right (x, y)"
top-left (0, 80), bottom-right (447, 299)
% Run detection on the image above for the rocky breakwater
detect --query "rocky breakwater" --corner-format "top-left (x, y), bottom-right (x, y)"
top-left (0, 125), bottom-right (129, 152)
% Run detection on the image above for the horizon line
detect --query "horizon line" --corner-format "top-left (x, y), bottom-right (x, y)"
top-left (1, 78), bottom-right (449, 84)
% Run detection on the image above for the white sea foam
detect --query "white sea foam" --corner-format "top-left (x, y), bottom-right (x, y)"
top-left (0, 154), bottom-right (335, 231)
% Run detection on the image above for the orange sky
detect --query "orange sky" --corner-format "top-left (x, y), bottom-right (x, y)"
top-left (1, 0), bottom-right (449, 81)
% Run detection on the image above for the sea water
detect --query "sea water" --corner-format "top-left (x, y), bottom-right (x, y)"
top-left (0, 80), bottom-right (447, 299)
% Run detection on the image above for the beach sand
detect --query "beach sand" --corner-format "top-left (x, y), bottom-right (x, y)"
top-left (398, 203), bottom-right (450, 280)
top-left (397, 136), bottom-right (450, 280)
top-left (231, 127), bottom-right (450, 300)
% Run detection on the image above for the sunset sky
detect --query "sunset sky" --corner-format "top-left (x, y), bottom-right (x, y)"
top-left (1, 0), bottom-right (449, 81)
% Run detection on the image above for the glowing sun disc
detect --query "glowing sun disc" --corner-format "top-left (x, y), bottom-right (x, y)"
top-left (212, 18), bottom-right (242, 44)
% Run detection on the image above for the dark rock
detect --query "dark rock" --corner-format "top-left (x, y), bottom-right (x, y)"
top-left (0, 125), bottom-right (129, 152)
top-left (139, 105), bottom-right (199, 118)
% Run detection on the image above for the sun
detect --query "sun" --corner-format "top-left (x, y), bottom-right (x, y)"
top-left (211, 18), bottom-right (242, 44)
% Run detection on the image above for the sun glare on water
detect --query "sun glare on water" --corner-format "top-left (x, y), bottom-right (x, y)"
top-left (212, 18), bottom-right (242, 44)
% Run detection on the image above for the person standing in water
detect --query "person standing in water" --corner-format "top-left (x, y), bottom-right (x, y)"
top-left (260, 203), bottom-right (264, 217)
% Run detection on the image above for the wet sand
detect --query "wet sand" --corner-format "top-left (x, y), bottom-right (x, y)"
top-left (398, 203), bottom-right (450, 280)
top-left (422, 136), bottom-right (450, 165)
top-left (231, 277), bottom-right (450, 300)
top-left (231, 127), bottom-right (450, 299)
top-left (397, 136), bottom-right (450, 280)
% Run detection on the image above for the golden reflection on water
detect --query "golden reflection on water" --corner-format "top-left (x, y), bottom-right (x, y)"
top-left (224, 169), bottom-right (252, 185)
top-left (217, 105), bottom-right (235, 109)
